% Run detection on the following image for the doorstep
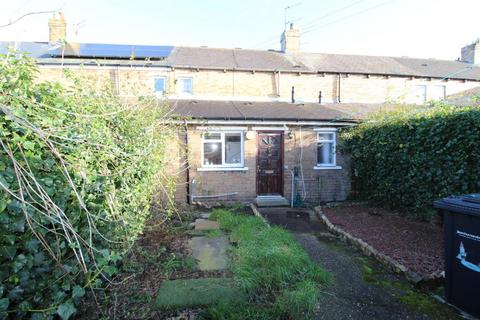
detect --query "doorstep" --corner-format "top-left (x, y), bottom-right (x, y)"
top-left (254, 196), bottom-right (290, 207)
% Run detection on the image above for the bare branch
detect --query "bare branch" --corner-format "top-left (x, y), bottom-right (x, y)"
top-left (0, 9), bottom-right (58, 29)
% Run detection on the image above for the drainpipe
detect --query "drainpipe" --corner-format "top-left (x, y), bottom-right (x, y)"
top-left (183, 120), bottom-right (191, 204)
top-left (291, 86), bottom-right (295, 103)
top-left (337, 74), bottom-right (341, 103)
top-left (289, 169), bottom-right (295, 208)
top-left (277, 71), bottom-right (281, 97)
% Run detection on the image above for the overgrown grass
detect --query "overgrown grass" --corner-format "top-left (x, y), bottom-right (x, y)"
top-left (207, 209), bottom-right (330, 319)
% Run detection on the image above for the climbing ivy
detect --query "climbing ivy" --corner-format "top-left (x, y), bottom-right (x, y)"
top-left (0, 52), bottom-right (176, 318)
top-left (341, 103), bottom-right (480, 220)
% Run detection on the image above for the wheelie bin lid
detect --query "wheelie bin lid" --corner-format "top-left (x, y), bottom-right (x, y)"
top-left (434, 194), bottom-right (480, 217)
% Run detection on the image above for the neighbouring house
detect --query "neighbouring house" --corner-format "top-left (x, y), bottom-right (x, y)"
top-left (2, 13), bottom-right (480, 205)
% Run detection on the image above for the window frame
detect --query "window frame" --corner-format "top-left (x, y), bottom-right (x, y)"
top-left (315, 129), bottom-right (337, 168)
top-left (153, 76), bottom-right (167, 96)
top-left (177, 76), bottom-right (193, 95)
top-left (412, 85), bottom-right (427, 104)
top-left (201, 131), bottom-right (244, 168)
top-left (431, 85), bottom-right (446, 101)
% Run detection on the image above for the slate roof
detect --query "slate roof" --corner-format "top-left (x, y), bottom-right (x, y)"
top-left (445, 86), bottom-right (480, 106)
top-left (167, 99), bottom-right (391, 122)
top-left (2, 41), bottom-right (480, 80)
top-left (164, 47), bottom-right (309, 72)
top-left (299, 53), bottom-right (480, 80)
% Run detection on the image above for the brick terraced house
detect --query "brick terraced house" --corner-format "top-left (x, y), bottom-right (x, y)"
top-left (2, 13), bottom-right (480, 206)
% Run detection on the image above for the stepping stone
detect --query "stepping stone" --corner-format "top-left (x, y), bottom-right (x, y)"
top-left (199, 212), bottom-right (211, 219)
top-left (193, 218), bottom-right (219, 231)
top-left (188, 235), bottom-right (229, 271)
top-left (155, 278), bottom-right (244, 310)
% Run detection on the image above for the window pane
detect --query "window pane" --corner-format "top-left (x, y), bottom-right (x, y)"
top-left (179, 78), bottom-right (193, 94)
top-left (318, 142), bottom-right (334, 165)
top-left (204, 132), bottom-right (221, 140)
top-left (225, 133), bottom-right (241, 164)
top-left (154, 77), bottom-right (165, 92)
top-left (203, 142), bottom-right (221, 165)
top-left (431, 85), bottom-right (446, 101)
top-left (412, 85), bottom-right (426, 104)
top-left (318, 133), bottom-right (334, 141)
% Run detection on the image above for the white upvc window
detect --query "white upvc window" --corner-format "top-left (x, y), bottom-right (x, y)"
top-left (154, 76), bottom-right (166, 95)
top-left (412, 85), bottom-right (427, 104)
top-left (316, 130), bottom-right (336, 167)
top-left (177, 77), bottom-right (193, 95)
top-left (430, 85), bottom-right (446, 101)
top-left (201, 131), bottom-right (244, 168)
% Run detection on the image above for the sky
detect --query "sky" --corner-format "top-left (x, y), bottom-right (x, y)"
top-left (0, 0), bottom-right (479, 60)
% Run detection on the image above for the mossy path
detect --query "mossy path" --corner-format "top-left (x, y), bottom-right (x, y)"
top-left (259, 207), bottom-right (459, 320)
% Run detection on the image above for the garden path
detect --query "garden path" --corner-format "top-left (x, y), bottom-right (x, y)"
top-left (259, 207), bottom-right (451, 320)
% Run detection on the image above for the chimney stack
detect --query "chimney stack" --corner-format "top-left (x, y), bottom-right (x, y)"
top-left (48, 12), bottom-right (67, 43)
top-left (461, 39), bottom-right (480, 64)
top-left (280, 23), bottom-right (300, 54)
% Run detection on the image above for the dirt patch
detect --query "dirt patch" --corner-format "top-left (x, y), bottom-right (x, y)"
top-left (77, 212), bottom-right (229, 320)
top-left (322, 204), bottom-right (444, 278)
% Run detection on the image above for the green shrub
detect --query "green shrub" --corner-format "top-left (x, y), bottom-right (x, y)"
top-left (342, 104), bottom-right (480, 219)
top-left (0, 52), bottom-right (175, 318)
top-left (209, 209), bottom-right (330, 319)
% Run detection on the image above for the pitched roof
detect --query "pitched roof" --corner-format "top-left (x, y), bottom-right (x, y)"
top-left (2, 41), bottom-right (480, 80)
top-left (445, 86), bottom-right (480, 106)
top-left (164, 47), bottom-right (309, 72)
top-left (299, 52), bottom-right (480, 80)
top-left (167, 99), bottom-right (389, 122)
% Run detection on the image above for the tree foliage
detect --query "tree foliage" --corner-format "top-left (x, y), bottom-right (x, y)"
top-left (341, 104), bottom-right (480, 220)
top-left (0, 52), bottom-right (175, 318)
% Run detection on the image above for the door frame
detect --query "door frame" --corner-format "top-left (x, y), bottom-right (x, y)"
top-left (256, 131), bottom-right (284, 196)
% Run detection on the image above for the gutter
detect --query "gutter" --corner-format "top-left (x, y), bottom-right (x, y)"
top-left (178, 119), bottom-right (358, 126)
top-left (35, 59), bottom-right (480, 81)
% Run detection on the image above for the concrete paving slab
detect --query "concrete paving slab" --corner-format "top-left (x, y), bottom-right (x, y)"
top-left (189, 235), bottom-right (229, 271)
top-left (194, 218), bottom-right (220, 231)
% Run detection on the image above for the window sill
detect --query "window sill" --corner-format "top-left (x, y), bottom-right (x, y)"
top-left (314, 165), bottom-right (342, 170)
top-left (197, 167), bottom-right (249, 172)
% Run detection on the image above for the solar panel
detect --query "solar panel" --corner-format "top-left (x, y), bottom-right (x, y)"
top-left (0, 42), bottom-right (174, 60)
top-left (53, 43), bottom-right (174, 59)
top-left (0, 42), bottom-right (58, 58)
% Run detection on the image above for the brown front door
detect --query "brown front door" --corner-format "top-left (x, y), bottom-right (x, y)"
top-left (257, 132), bottom-right (283, 196)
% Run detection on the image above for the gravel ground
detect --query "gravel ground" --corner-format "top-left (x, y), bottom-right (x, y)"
top-left (322, 205), bottom-right (444, 277)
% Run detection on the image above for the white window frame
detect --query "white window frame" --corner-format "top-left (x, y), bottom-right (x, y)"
top-left (430, 85), bottom-right (446, 101)
top-left (153, 76), bottom-right (166, 96)
top-left (314, 128), bottom-right (341, 170)
top-left (412, 85), bottom-right (427, 104)
top-left (200, 131), bottom-right (244, 169)
top-left (177, 76), bottom-right (193, 95)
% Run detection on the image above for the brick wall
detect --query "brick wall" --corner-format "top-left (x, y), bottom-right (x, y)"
top-left (38, 66), bottom-right (480, 104)
top-left (169, 126), bottom-right (350, 205)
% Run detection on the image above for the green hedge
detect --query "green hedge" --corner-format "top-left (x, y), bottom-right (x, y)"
top-left (342, 104), bottom-right (480, 220)
top-left (0, 53), bottom-right (174, 318)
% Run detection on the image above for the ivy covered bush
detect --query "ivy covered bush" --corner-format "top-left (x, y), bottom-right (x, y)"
top-left (342, 104), bottom-right (480, 220)
top-left (0, 52), bottom-right (175, 318)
